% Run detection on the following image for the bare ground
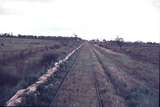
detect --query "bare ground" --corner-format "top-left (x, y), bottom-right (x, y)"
top-left (50, 43), bottom-right (159, 107)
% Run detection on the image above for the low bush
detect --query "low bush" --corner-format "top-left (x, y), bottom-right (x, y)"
top-left (126, 86), bottom-right (159, 107)
top-left (40, 53), bottom-right (59, 68)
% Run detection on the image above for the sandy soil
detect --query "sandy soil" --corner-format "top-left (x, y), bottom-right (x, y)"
top-left (49, 42), bottom-right (159, 107)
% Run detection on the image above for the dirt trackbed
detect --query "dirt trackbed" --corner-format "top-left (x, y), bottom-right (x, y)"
top-left (6, 42), bottom-right (159, 107)
top-left (50, 43), bottom-right (159, 107)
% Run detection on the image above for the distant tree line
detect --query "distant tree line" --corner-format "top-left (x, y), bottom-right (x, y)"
top-left (90, 36), bottom-right (160, 49)
top-left (0, 33), bottom-right (82, 41)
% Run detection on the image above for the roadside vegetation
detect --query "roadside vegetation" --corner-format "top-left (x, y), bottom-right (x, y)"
top-left (91, 38), bottom-right (159, 107)
top-left (91, 37), bottom-right (160, 66)
top-left (0, 33), bottom-right (83, 105)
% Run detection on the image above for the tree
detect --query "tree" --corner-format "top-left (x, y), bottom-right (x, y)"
top-left (74, 34), bottom-right (78, 38)
top-left (96, 39), bottom-right (100, 43)
top-left (103, 39), bottom-right (107, 43)
top-left (115, 36), bottom-right (124, 49)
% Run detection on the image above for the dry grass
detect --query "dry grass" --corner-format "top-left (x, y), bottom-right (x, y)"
top-left (0, 36), bottom-right (82, 105)
top-left (96, 41), bottom-right (160, 66)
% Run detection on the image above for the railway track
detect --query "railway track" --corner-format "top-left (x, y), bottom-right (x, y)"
top-left (51, 44), bottom-right (105, 107)
top-left (93, 71), bottom-right (104, 107)
top-left (49, 47), bottom-right (82, 106)
top-left (51, 43), bottom-right (128, 107)
top-left (6, 42), bottom-right (159, 107)
top-left (91, 46), bottom-right (128, 107)
top-left (92, 45), bottom-right (159, 107)
top-left (89, 47), bottom-right (104, 107)
top-left (92, 46), bottom-right (128, 106)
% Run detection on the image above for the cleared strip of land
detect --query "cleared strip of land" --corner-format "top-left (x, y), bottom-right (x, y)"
top-left (50, 43), bottom-right (159, 107)
top-left (6, 44), bottom-right (83, 106)
top-left (6, 42), bottom-right (159, 107)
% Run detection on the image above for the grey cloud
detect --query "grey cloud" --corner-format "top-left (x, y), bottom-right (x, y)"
top-left (9, 0), bottom-right (52, 2)
top-left (0, 5), bottom-right (18, 15)
top-left (0, 0), bottom-right (53, 15)
top-left (0, 6), bottom-right (11, 15)
top-left (153, 0), bottom-right (160, 9)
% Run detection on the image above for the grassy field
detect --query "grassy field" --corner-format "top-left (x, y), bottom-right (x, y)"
top-left (1, 35), bottom-right (159, 106)
top-left (93, 41), bottom-right (160, 66)
top-left (2, 40), bottom-right (159, 107)
top-left (0, 35), bottom-right (83, 105)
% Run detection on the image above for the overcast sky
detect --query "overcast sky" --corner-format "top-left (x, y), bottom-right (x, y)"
top-left (0, 0), bottom-right (160, 42)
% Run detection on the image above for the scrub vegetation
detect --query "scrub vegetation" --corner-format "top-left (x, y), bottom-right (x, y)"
top-left (0, 33), bottom-right (83, 105)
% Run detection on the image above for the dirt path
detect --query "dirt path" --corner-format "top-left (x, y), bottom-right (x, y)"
top-left (92, 45), bottom-right (159, 107)
top-left (50, 43), bottom-right (159, 107)
top-left (50, 43), bottom-right (99, 107)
